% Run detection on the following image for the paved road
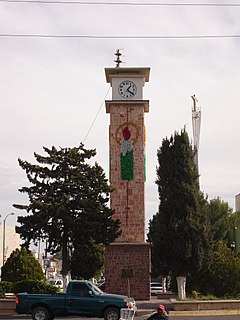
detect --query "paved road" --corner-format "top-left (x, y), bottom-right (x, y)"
top-left (2, 316), bottom-right (240, 320)
top-left (171, 317), bottom-right (240, 320)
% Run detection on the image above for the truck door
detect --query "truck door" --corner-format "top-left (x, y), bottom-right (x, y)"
top-left (66, 282), bottom-right (101, 316)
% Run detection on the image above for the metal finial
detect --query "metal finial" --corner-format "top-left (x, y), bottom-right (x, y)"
top-left (114, 49), bottom-right (122, 68)
top-left (191, 94), bottom-right (198, 112)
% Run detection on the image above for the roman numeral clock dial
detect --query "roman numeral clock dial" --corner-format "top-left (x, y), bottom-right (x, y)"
top-left (118, 80), bottom-right (137, 99)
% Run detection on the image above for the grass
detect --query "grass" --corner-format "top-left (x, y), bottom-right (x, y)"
top-left (177, 292), bottom-right (240, 301)
top-left (182, 295), bottom-right (221, 301)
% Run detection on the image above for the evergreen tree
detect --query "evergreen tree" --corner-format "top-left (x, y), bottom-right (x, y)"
top-left (188, 241), bottom-right (240, 297)
top-left (1, 247), bottom-right (44, 282)
top-left (148, 129), bottom-right (213, 298)
top-left (229, 210), bottom-right (240, 230)
top-left (13, 144), bottom-right (121, 286)
top-left (207, 197), bottom-right (234, 242)
top-left (71, 242), bottom-right (104, 280)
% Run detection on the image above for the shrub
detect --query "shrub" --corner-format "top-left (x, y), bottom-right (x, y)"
top-left (13, 280), bottom-right (60, 294)
top-left (1, 247), bottom-right (44, 282)
top-left (0, 281), bottom-right (14, 296)
top-left (191, 290), bottom-right (199, 299)
top-left (188, 241), bottom-right (240, 297)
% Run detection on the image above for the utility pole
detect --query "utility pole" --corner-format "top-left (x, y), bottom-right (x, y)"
top-left (2, 212), bottom-right (15, 266)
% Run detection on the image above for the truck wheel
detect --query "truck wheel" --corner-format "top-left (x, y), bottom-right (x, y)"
top-left (104, 307), bottom-right (120, 320)
top-left (32, 306), bottom-right (50, 320)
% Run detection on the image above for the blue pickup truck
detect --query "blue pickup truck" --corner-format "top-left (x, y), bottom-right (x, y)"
top-left (16, 280), bottom-right (135, 320)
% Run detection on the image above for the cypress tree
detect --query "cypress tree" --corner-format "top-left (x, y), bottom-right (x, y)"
top-left (148, 129), bottom-right (213, 298)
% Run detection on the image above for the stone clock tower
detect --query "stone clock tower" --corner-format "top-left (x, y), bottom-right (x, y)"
top-left (104, 53), bottom-right (151, 300)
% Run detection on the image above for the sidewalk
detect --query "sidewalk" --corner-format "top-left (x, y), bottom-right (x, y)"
top-left (135, 298), bottom-right (240, 318)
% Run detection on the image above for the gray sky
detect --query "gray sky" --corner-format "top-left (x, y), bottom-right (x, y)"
top-left (1, 0), bottom-right (240, 228)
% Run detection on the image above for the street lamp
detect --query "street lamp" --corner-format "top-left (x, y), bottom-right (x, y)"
top-left (2, 212), bottom-right (15, 266)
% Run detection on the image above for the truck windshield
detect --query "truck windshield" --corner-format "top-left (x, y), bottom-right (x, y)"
top-left (88, 282), bottom-right (103, 295)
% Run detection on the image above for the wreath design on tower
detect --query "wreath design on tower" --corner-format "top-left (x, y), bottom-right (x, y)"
top-left (115, 121), bottom-right (139, 145)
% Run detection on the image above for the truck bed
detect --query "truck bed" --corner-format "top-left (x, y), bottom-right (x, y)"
top-left (16, 292), bottom-right (66, 315)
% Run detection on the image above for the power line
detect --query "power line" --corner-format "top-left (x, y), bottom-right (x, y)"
top-left (1, 33), bottom-right (240, 39)
top-left (0, 0), bottom-right (240, 6)
top-left (83, 87), bottom-right (110, 144)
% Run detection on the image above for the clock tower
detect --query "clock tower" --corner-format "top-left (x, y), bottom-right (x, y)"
top-left (104, 52), bottom-right (151, 300)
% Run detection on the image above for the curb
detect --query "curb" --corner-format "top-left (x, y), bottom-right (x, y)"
top-left (0, 310), bottom-right (16, 315)
top-left (135, 310), bottom-right (153, 318)
top-left (135, 308), bottom-right (240, 318)
top-left (169, 309), bottom-right (240, 316)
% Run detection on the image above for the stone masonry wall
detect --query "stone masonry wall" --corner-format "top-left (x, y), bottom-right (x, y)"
top-left (105, 243), bottom-right (151, 300)
top-left (109, 103), bottom-right (146, 243)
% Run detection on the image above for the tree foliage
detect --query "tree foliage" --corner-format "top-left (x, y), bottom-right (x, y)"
top-left (229, 210), bottom-right (240, 230)
top-left (71, 242), bottom-right (104, 280)
top-left (188, 241), bottom-right (240, 297)
top-left (13, 144), bottom-right (121, 278)
top-left (14, 280), bottom-right (60, 294)
top-left (208, 241), bottom-right (240, 296)
top-left (1, 247), bottom-right (44, 282)
top-left (148, 129), bottom-right (213, 278)
top-left (186, 199), bottom-right (240, 296)
top-left (207, 197), bottom-right (233, 242)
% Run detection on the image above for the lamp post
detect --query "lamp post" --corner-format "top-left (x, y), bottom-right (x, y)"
top-left (2, 212), bottom-right (15, 266)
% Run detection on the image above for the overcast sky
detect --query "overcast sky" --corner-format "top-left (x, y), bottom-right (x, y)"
top-left (1, 0), bottom-right (240, 228)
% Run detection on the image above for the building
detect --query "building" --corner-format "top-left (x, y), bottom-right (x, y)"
top-left (235, 194), bottom-right (240, 212)
top-left (0, 225), bottom-right (21, 269)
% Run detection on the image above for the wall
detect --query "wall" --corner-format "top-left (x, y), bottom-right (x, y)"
top-left (0, 226), bottom-right (21, 269)
top-left (108, 102), bottom-right (146, 243)
top-left (105, 243), bottom-right (151, 300)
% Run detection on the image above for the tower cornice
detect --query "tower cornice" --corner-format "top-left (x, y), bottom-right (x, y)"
top-left (105, 67), bottom-right (150, 84)
top-left (105, 100), bottom-right (149, 113)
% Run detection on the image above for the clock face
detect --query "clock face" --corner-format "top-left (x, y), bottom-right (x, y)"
top-left (118, 80), bottom-right (137, 99)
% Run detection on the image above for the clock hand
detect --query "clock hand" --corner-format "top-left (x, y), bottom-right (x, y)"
top-left (127, 86), bottom-right (134, 95)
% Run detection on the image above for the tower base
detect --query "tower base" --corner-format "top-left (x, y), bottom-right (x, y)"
top-left (104, 243), bottom-right (151, 300)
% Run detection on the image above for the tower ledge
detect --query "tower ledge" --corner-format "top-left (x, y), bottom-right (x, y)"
top-left (105, 67), bottom-right (150, 84)
top-left (105, 100), bottom-right (149, 113)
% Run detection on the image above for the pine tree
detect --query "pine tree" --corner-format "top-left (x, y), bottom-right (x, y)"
top-left (148, 129), bottom-right (213, 299)
top-left (71, 242), bottom-right (104, 280)
top-left (1, 247), bottom-right (44, 282)
top-left (14, 144), bottom-right (121, 286)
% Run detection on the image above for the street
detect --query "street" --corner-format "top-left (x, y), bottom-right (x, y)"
top-left (172, 317), bottom-right (240, 320)
top-left (2, 316), bottom-right (240, 320)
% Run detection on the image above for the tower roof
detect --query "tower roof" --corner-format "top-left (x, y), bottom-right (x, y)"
top-left (105, 67), bottom-right (150, 84)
